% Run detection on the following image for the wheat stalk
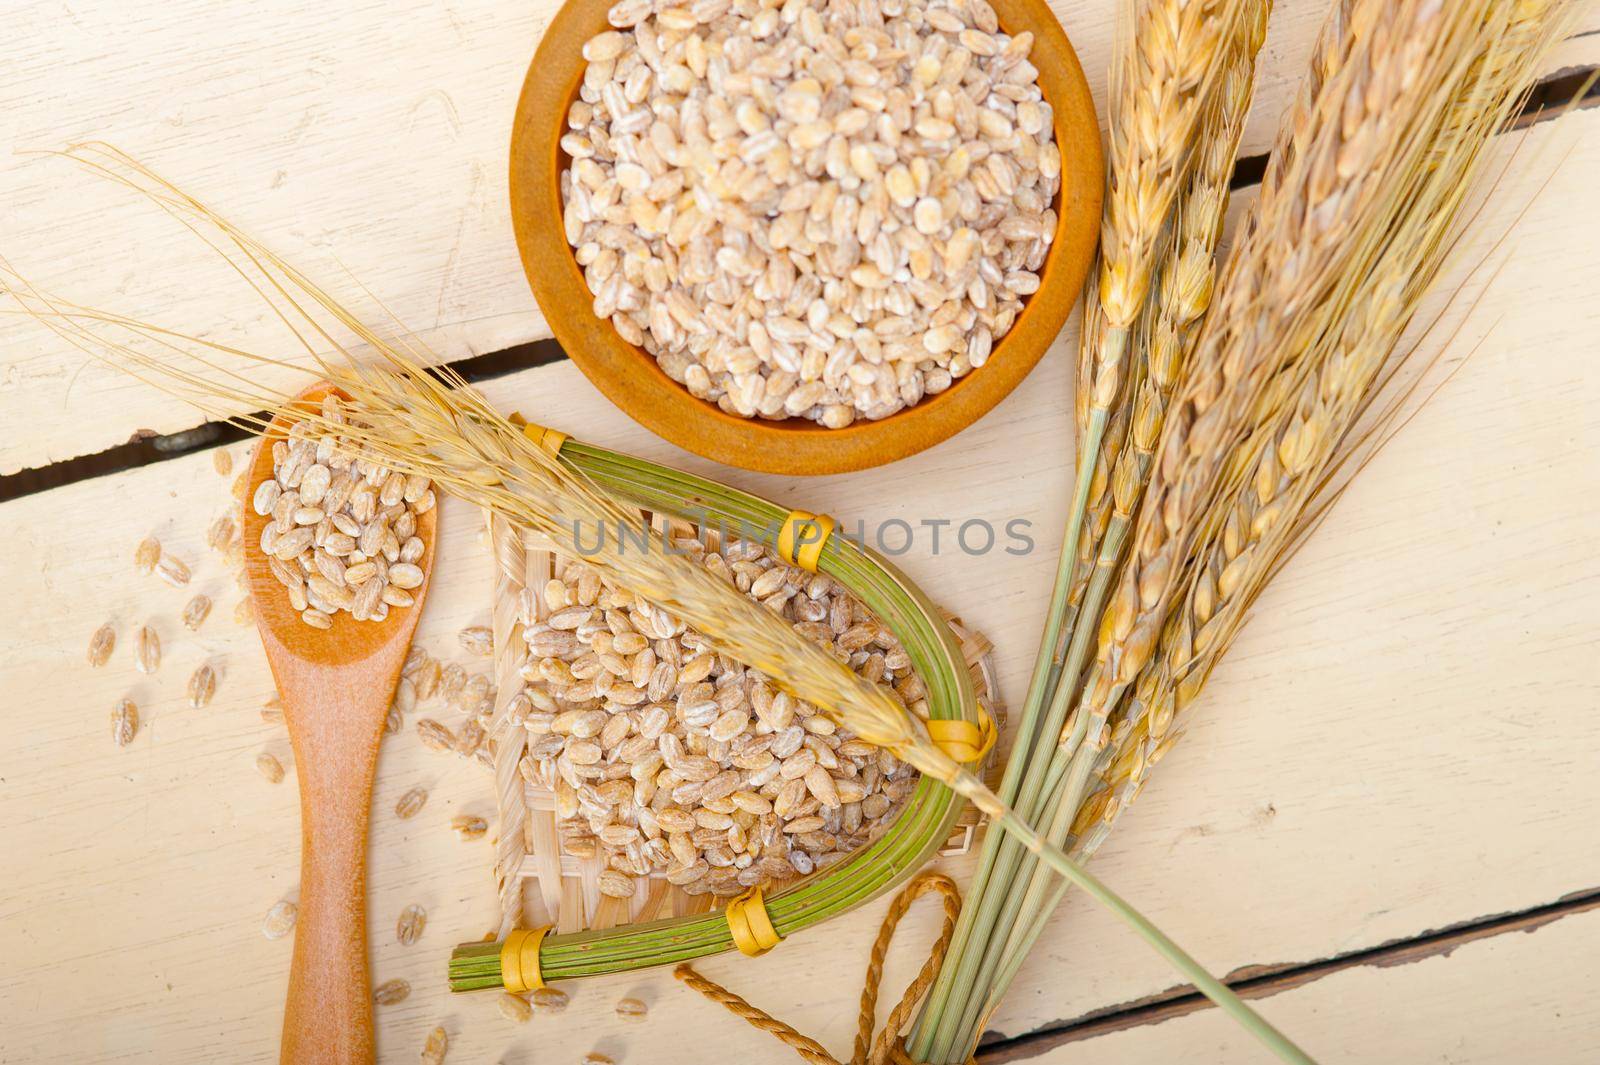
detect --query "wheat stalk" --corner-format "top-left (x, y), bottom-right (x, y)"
top-left (963, 0), bottom-right (1585, 1024)
top-left (1071, 0), bottom-right (1585, 856)
top-left (1071, 0), bottom-right (1459, 749)
top-left (995, 0), bottom-right (1472, 949)
top-left (1067, 0), bottom-right (1240, 547)
top-left (914, 3), bottom-right (1259, 1043)
top-left (912, 9), bottom-right (1272, 1054)
top-left (910, 2), bottom-right (1273, 1057)
top-left (1064, 3), bottom-right (1267, 744)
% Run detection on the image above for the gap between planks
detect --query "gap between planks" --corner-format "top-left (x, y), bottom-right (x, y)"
top-left (0, 337), bottom-right (567, 504)
top-left (974, 885), bottom-right (1600, 1064)
top-left (2, 62), bottom-right (1596, 507)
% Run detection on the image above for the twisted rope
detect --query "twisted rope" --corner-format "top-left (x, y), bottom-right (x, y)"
top-left (674, 872), bottom-right (973, 1065)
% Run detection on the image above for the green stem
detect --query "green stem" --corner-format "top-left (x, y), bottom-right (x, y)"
top-left (938, 512), bottom-right (1138, 1055)
top-left (971, 793), bottom-right (1314, 1065)
top-left (972, 714), bottom-right (1138, 1030)
top-left (947, 759), bottom-right (1084, 1050)
top-left (908, 410), bottom-right (1109, 1059)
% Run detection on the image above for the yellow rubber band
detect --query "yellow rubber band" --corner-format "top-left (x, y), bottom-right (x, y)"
top-left (508, 412), bottom-right (569, 456)
top-left (500, 925), bottom-right (551, 993)
top-left (927, 706), bottom-right (998, 763)
top-left (725, 886), bottom-right (782, 957)
top-left (776, 510), bottom-right (835, 573)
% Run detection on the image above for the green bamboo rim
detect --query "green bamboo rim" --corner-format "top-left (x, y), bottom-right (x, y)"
top-left (449, 439), bottom-right (985, 990)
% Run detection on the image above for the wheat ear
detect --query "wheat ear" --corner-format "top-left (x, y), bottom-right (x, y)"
top-left (910, 3), bottom-right (1274, 1057)
top-left (1072, 0), bottom-right (1588, 855)
top-left (982, 4), bottom-right (1585, 1010)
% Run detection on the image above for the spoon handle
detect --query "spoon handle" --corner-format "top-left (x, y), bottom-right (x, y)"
top-left (277, 670), bottom-right (391, 1065)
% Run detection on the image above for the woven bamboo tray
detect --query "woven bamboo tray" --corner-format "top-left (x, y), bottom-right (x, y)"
top-left (460, 439), bottom-right (1001, 985)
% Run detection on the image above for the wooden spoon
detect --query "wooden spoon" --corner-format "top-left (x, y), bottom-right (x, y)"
top-left (240, 383), bottom-right (437, 1065)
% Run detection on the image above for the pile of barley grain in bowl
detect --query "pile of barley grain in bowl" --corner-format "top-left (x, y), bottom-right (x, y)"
top-left (561, 0), bottom-right (1060, 427)
top-left (252, 395), bottom-right (434, 629)
top-left (513, 532), bottom-right (924, 898)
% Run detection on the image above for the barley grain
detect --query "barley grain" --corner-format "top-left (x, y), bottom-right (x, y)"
top-left (397, 903), bottom-right (427, 945)
top-left (440, 663), bottom-right (467, 700)
top-left (451, 814), bottom-right (488, 841)
top-left (135, 536), bottom-right (161, 575)
top-left (532, 987), bottom-right (570, 1014)
top-left (562, 0), bottom-right (1059, 425)
top-left (417, 718), bottom-right (455, 752)
top-left (182, 594), bottom-right (213, 631)
top-left (414, 657), bottom-right (442, 700)
top-left (598, 869), bottom-right (635, 898)
top-left (134, 625), bottom-right (161, 674)
top-left (87, 623), bottom-right (116, 667)
top-left (187, 663), bottom-right (218, 708)
top-left (111, 697), bottom-right (138, 746)
top-left (420, 1026), bottom-right (449, 1065)
top-left (396, 786), bottom-right (429, 819)
top-left (373, 978), bottom-right (410, 1005)
top-left (513, 541), bottom-right (917, 896)
top-left (251, 396), bottom-right (430, 627)
top-left (262, 900), bottom-right (297, 940)
top-left (157, 553), bottom-right (192, 587)
top-left (455, 720), bottom-right (486, 757)
top-left (256, 751), bottom-right (285, 783)
top-left (498, 992), bottom-right (533, 1023)
top-left (207, 514), bottom-right (236, 551)
top-left (458, 625), bottom-right (494, 656)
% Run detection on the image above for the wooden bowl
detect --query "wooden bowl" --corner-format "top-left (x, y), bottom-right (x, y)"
top-left (509, 0), bottom-right (1102, 475)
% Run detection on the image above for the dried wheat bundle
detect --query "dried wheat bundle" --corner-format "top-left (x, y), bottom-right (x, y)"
top-left (914, 0), bottom-right (1273, 1054)
top-left (911, 0), bottom-right (1585, 1059)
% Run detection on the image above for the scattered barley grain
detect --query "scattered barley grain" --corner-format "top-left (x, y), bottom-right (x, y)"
top-left (451, 814), bottom-right (488, 841)
top-left (182, 594), bottom-right (213, 631)
top-left (262, 900), bottom-right (297, 940)
top-left (135, 536), bottom-right (161, 575)
top-left (88, 623), bottom-right (116, 667)
top-left (420, 1026), bottom-right (449, 1065)
top-left (187, 663), bottom-right (218, 708)
top-left (256, 751), bottom-right (285, 783)
top-left (134, 625), bottom-right (161, 674)
top-left (498, 993), bottom-right (533, 1023)
top-left (112, 697), bottom-right (138, 746)
top-left (396, 786), bottom-right (429, 819)
top-left (397, 904), bottom-right (427, 945)
top-left (373, 978), bottom-right (411, 1005)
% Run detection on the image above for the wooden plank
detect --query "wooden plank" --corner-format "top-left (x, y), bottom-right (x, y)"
top-left (3, 103), bottom-right (1600, 1063)
top-left (1010, 903), bottom-right (1600, 1063)
top-left (980, 890), bottom-right (1600, 1061)
top-left (2, 0), bottom-right (1597, 473)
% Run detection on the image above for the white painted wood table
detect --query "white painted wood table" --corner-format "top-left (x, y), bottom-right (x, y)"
top-left (3, 3), bottom-right (1599, 1063)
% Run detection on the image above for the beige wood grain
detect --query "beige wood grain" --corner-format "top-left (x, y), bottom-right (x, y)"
top-left (1026, 906), bottom-right (1600, 1064)
top-left (2, 0), bottom-right (1596, 474)
top-left (4, 103), bottom-right (1600, 1063)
